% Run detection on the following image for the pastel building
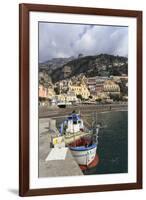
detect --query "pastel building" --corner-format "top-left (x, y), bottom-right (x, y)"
top-left (103, 80), bottom-right (120, 95)
top-left (39, 84), bottom-right (48, 99)
top-left (47, 87), bottom-right (55, 100)
top-left (69, 82), bottom-right (90, 100)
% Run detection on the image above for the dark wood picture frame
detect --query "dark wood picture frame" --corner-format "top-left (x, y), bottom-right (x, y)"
top-left (19, 3), bottom-right (143, 197)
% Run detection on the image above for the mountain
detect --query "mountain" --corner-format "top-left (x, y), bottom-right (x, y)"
top-left (39, 56), bottom-right (75, 71)
top-left (39, 54), bottom-right (128, 83)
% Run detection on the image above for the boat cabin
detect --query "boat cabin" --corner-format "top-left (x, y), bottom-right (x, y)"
top-left (60, 114), bottom-right (84, 134)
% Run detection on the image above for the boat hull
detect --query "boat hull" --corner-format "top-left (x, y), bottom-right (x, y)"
top-left (80, 154), bottom-right (99, 170)
top-left (57, 104), bottom-right (66, 108)
top-left (70, 144), bottom-right (97, 166)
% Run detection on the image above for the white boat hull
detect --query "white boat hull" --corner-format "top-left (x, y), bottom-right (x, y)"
top-left (70, 144), bottom-right (97, 166)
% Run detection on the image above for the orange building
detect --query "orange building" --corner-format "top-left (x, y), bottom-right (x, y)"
top-left (39, 84), bottom-right (48, 98)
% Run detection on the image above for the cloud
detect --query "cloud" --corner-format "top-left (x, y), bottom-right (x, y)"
top-left (39, 22), bottom-right (128, 63)
top-left (78, 25), bottom-right (94, 39)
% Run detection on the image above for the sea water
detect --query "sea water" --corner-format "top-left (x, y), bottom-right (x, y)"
top-left (83, 111), bottom-right (128, 175)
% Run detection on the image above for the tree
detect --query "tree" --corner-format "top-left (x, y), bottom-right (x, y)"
top-left (54, 87), bottom-right (60, 95)
top-left (119, 80), bottom-right (128, 96)
top-left (78, 53), bottom-right (83, 58)
top-left (109, 93), bottom-right (122, 101)
top-left (76, 94), bottom-right (83, 101)
top-left (96, 98), bottom-right (102, 103)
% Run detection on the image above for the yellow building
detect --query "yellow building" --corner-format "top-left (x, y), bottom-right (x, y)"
top-left (67, 91), bottom-right (78, 102)
top-left (103, 80), bottom-right (120, 95)
top-left (57, 92), bottom-right (78, 103)
top-left (47, 87), bottom-right (55, 100)
top-left (69, 81), bottom-right (90, 100)
top-left (57, 94), bottom-right (66, 102)
top-left (96, 92), bottom-right (109, 100)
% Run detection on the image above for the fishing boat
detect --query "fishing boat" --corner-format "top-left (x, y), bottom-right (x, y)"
top-left (57, 101), bottom-right (72, 108)
top-left (59, 111), bottom-right (100, 167)
top-left (57, 102), bottom-right (66, 108)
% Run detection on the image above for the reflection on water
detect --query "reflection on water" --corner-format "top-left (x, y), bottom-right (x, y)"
top-left (84, 111), bottom-right (128, 175)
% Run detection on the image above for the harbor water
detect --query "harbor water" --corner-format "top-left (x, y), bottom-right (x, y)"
top-left (84, 111), bottom-right (128, 175)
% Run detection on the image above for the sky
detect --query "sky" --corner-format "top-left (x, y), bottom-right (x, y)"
top-left (39, 22), bottom-right (128, 63)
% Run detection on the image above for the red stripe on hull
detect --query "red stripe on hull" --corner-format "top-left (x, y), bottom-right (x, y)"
top-left (79, 154), bottom-right (99, 170)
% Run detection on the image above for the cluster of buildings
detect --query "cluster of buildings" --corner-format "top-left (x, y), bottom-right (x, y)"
top-left (39, 71), bottom-right (128, 106)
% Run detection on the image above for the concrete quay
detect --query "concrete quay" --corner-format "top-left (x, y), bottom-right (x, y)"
top-left (39, 118), bottom-right (83, 177)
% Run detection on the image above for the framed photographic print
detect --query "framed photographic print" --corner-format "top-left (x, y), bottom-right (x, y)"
top-left (19, 3), bottom-right (142, 196)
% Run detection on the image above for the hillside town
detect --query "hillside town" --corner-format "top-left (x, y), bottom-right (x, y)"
top-left (38, 23), bottom-right (129, 178)
top-left (39, 70), bottom-right (128, 107)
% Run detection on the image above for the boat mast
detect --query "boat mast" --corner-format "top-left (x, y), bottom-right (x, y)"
top-left (92, 111), bottom-right (99, 144)
top-left (72, 112), bottom-right (76, 147)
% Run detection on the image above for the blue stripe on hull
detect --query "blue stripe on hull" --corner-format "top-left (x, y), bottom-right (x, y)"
top-left (69, 143), bottom-right (97, 151)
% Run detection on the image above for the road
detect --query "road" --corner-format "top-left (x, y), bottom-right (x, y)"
top-left (39, 103), bottom-right (128, 119)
